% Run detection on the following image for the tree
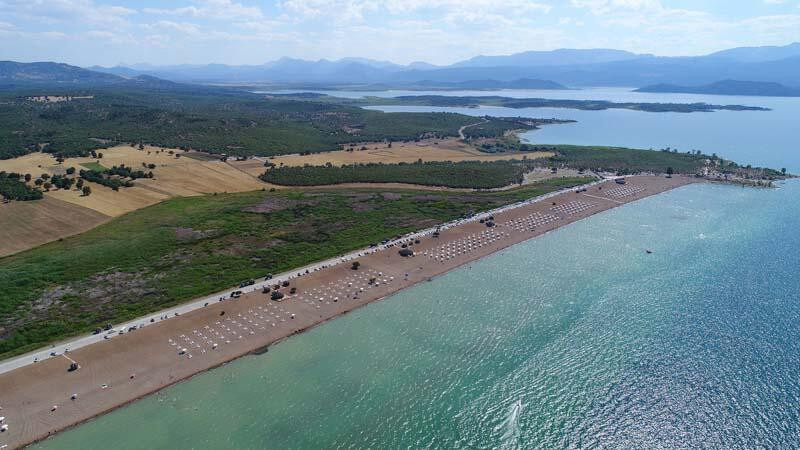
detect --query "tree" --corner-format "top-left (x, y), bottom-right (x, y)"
top-left (24, 173), bottom-right (32, 182)
top-left (82, 185), bottom-right (92, 196)
top-left (34, 178), bottom-right (44, 186)
top-left (666, 167), bottom-right (674, 176)
top-left (782, 168), bottom-right (787, 175)
top-left (76, 178), bottom-right (84, 189)
top-left (66, 167), bottom-right (76, 175)
top-left (43, 182), bottom-right (52, 191)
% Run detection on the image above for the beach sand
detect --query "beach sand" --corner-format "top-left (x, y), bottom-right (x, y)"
top-left (0, 175), bottom-right (692, 449)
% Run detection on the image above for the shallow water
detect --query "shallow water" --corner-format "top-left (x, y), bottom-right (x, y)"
top-left (38, 180), bottom-right (800, 449)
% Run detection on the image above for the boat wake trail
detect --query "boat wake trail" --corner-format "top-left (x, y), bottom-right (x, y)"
top-left (495, 399), bottom-right (524, 450)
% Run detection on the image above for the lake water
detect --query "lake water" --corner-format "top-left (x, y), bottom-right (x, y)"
top-left (37, 179), bottom-right (800, 449)
top-left (263, 87), bottom-right (800, 172)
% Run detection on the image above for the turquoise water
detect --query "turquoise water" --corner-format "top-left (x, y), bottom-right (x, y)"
top-left (38, 180), bottom-right (800, 449)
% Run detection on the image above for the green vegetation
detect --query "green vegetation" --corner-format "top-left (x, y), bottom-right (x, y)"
top-left (0, 171), bottom-right (43, 201)
top-left (79, 169), bottom-right (134, 191)
top-left (528, 144), bottom-right (785, 176)
top-left (106, 165), bottom-right (153, 180)
top-left (80, 162), bottom-right (106, 172)
top-left (261, 160), bottom-right (544, 189)
top-left (0, 178), bottom-right (589, 359)
top-left (541, 145), bottom-right (709, 174)
top-left (0, 88), bottom-right (528, 160)
top-left (459, 117), bottom-right (572, 140)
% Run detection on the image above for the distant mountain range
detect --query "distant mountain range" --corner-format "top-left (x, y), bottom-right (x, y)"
top-left (636, 80), bottom-right (800, 97)
top-left (452, 48), bottom-right (649, 68)
top-left (0, 61), bottom-right (183, 90)
top-left (4, 42), bottom-right (800, 95)
top-left (84, 43), bottom-right (800, 89)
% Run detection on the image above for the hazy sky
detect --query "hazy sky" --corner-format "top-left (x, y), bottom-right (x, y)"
top-left (1, 0), bottom-right (799, 67)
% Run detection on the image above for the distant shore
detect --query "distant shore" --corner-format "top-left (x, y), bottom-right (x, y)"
top-left (0, 175), bottom-right (694, 449)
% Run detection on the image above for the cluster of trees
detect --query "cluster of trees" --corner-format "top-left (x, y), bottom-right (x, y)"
top-left (106, 164), bottom-right (153, 180)
top-left (79, 169), bottom-right (134, 191)
top-left (461, 118), bottom-right (532, 140)
top-left (546, 145), bottom-right (710, 174)
top-left (260, 160), bottom-right (536, 189)
top-left (48, 173), bottom-right (75, 190)
top-left (0, 171), bottom-right (43, 201)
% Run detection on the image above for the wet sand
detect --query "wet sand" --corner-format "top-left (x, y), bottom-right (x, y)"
top-left (0, 175), bottom-right (693, 449)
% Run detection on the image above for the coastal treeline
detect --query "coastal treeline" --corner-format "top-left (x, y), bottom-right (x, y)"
top-left (540, 144), bottom-right (785, 177)
top-left (0, 178), bottom-right (588, 358)
top-left (260, 160), bottom-right (536, 189)
top-left (0, 89), bottom-right (529, 160)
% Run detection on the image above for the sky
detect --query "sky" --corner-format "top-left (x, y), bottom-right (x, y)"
top-left (1, 0), bottom-right (799, 67)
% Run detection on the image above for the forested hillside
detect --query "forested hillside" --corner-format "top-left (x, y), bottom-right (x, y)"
top-left (0, 88), bottom-right (528, 159)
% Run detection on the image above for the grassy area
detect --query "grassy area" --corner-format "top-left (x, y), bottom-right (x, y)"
top-left (0, 177), bottom-right (590, 359)
top-left (79, 162), bottom-right (106, 172)
top-left (260, 160), bottom-right (539, 189)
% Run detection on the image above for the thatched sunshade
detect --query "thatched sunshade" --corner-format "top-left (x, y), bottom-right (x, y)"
top-left (399, 248), bottom-right (414, 257)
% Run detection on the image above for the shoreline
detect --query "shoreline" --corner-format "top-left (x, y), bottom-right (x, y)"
top-left (0, 175), bottom-right (693, 449)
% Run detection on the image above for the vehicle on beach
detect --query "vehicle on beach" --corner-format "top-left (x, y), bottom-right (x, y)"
top-left (231, 290), bottom-right (243, 298)
top-left (616, 178), bottom-right (627, 184)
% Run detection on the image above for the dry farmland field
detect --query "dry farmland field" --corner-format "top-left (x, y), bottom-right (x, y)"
top-left (0, 197), bottom-right (109, 257)
top-left (0, 145), bottom-right (267, 254)
top-left (237, 139), bottom-right (554, 175)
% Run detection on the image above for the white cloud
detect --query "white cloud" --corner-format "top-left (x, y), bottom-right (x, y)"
top-left (280, 0), bottom-right (551, 23)
top-left (143, 0), bottom-right (263, 20)
top-left (0, 0), bottom-right (135, 27)
top-left (143, 20), bottom-right (202, 35)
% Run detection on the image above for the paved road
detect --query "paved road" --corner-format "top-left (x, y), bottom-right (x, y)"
top-left (0, 177), bottom-right (606, 375)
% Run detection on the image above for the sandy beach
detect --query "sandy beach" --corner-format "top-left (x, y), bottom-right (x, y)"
top-left (0, 175), bottom-right (693, 449)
